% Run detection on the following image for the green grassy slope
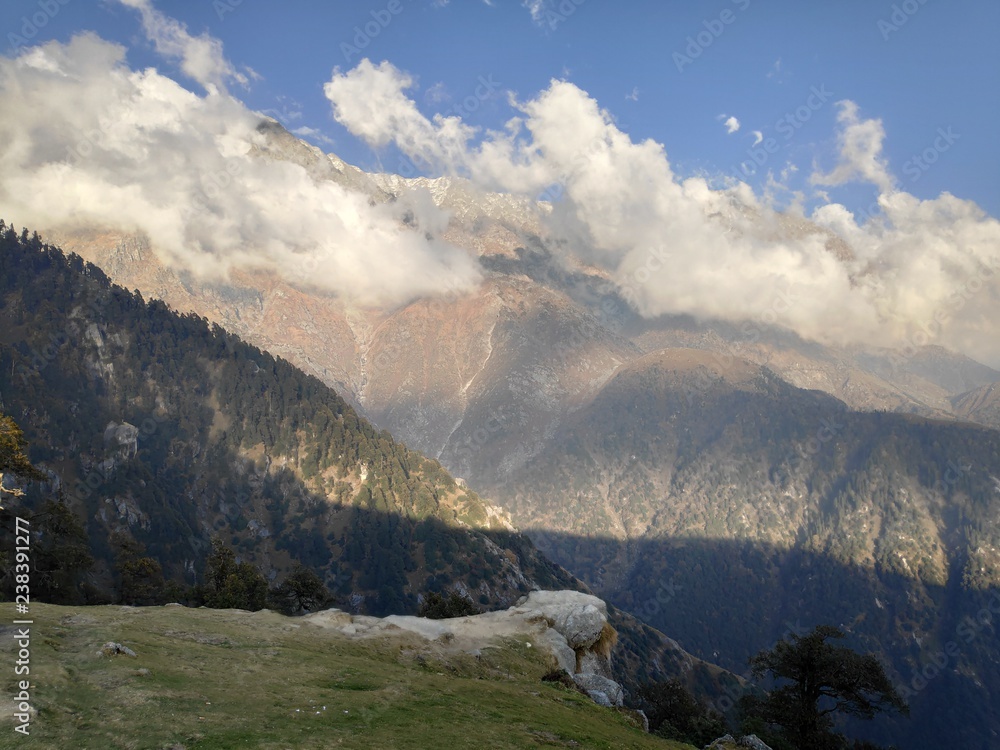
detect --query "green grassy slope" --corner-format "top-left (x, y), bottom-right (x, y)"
top-left (0, 603), bottom-right (694, 750)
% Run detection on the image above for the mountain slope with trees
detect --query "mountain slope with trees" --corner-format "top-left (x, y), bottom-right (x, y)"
top-left (0, 222), bottom-right (571, 615)
top-left (0, 224), bottom-right (739, 703)
top-left (491, 349), bottom-right (1000, 749)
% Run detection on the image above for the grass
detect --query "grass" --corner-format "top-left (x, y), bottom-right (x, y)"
top-left (0, 603), bottom-right (696, 749)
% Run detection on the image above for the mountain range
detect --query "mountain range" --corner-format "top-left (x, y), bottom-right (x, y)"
top-left (0, 223), bottom-right (735, 707)
top-left (14, 119), bottom-right (1000, 749)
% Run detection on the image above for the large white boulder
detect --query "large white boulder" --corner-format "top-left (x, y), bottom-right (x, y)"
top-left (513, 590), bottom-right (609, 650)
top-left (302, 589), bottom-right (624, 709)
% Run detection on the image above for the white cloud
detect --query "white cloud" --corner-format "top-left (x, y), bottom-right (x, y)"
top-left (4, 12), bottom-right (997, 367)
top-left (425, 81), bottom-right (450, 105)
top-left (323, 59), bottom-right (476, 174)
top-left (625, 86), bottom-right (639, 102)
top-left (723, 115), bottom-right (740, 134)
top-left (325, 60), bottom-right (1000, 364)
top-left (0, 34), bottom-right (480, 307)
top-left (291, 126), bottom-right (336, 147)
top-left (116, 0), bottom-right (247, 93)
top-left (523, 0), bottom-right (545, 23)
top-left (811, 100), bottom-right (895, 193)
top-left (521, 0), bottom-right (581, 28)
top-left (751, 130), bottom-right (763, 147)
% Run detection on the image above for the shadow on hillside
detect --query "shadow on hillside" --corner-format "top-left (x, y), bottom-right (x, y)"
top-left (2, 231), bottom-right (994, 749)
top-left (493, 528), bottom-right (1000, 750)
top-left (3, 447), bottom-right (997, 750)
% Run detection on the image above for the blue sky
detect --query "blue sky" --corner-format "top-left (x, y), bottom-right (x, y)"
top-left (3, 0), bottom-right (998, 217)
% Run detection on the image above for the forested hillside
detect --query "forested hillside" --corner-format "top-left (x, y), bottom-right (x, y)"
top-left (0, 223), bottom-right (575, 614)
top-left (495, 350), bottom-right (1000, 748)
top-left (0, 224), bottom-right (740, 702)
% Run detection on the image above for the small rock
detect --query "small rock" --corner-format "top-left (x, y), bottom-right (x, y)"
top-left (613, 707), bottom-right (650, 732)
top-left (587, 690), bottom-right (612, 707)
top-left (99, 642), bottom-right (137, 658)
top-left (577, 650), bottom-right (614, 680)
top-left (572, 673), bottom-right (624, 706)
top-left (705, 735), bottom-right (736, 750)
top-left (705, 734), bottom-right (736, 750)
top-left (737, 735), bottom-right (773, 750)
top-left (632, 708), bottom-right (650, 733)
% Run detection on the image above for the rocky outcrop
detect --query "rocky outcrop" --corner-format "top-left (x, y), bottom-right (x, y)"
top-left (98, 641), bottom-right (137, 657)
top-left (103, 421), bottom-right (139, 461)
top-left (303, 589), bottom-right (625, 707)
top-left (513, 590), bottom-right (619, 696)
top-left (704, 735), bottom-right (773, 750)
top-left (518, 590), bottom-right (607, 650)
top-left (571, 673), bottom-right (623, 707)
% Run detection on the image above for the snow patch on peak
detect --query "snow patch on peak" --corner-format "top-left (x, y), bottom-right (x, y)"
top-left (371, 172), bottom-right (543, 229)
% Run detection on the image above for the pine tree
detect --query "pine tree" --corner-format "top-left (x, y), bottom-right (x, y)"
top-left (112, 533), bottom-right (166, 605)
top-left (744, 625), bottom-right (908, 749)
top-left (203, 537), bottom-right (268, 611)
top-left (268, 564), bottom-right (330, 614)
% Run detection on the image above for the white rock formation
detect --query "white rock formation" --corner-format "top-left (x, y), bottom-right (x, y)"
top-left (104, 421), bottom-right (139, 460)
top-left (302, 589), bottom-right (624, 707)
